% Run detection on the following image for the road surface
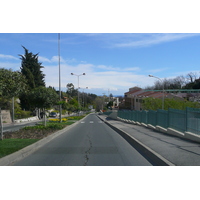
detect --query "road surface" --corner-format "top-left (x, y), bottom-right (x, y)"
top-left (13, 114), bottom-right (152, 166)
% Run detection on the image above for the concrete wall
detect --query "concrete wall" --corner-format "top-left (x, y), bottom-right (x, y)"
top-left (2, 110), bottom-right (12, 124)
top-left (14, 116), bottom-right (39, 123)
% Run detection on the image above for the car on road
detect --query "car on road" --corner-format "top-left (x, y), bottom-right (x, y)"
top-left (49, 112), bottom-right (57, 117)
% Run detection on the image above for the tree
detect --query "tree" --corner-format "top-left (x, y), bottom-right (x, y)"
top-left (94, 96), bottom-right (105, 111)
top-left (0, 68), bottom-right (27, 140)
top-left (28, 86), bottom-right (59, 109)
top-left (0, 68), bottom-right (27, 99)
top-left (86, 93), bottom-right (97, 105)
top-left (19, 46), bottom-right (45, 89)
top-left (19, 46), bottom-right (46, 110)
top-left (28, 86), bottom-right (59, 125)
top-left (66, 83), bottom-right (78, 98)
top-left (148, 74), bottom-right (190, 90)
top-left (107, 101), bottom-right (113, 109)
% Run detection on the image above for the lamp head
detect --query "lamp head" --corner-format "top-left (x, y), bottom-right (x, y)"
top-left (71, 73), bottom-right (74, 75)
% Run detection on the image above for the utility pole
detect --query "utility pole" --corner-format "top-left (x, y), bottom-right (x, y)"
top-left (12, 97), bottom-right (14, 123)
top-left (149, 75), bottom-right (165, 110)
top-left (58, 33), bottom-right (62, 122)
top-left (71, 73), bottom-right (86, 114)
top-left (108, 89), bottom-right (110, 102)
top-left (102, 93), bottom-right (105, 110)
top-left (0, 108), bottom-right (3, 140)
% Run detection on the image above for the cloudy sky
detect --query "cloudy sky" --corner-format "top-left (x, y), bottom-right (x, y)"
top-left (2, 0), bottom-right (200, 198)
top-left (1, 33), bottom-right (200, 96)
top-left (1, 1), bottom-right (200, 96)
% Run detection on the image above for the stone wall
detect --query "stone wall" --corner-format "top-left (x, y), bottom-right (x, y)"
top-left (2, 110), bottom-right (12, 124)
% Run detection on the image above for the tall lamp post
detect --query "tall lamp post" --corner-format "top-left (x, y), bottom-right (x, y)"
top-left (58, 33), bottom-right (62, 122)
top-left (80, 87), bottom-right (88, 108)
top-left (149, 74), bottom-right (165, 110)
top-left (71, 73), bottom-right (86, 111)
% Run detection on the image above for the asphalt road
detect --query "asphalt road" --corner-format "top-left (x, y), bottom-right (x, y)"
top-left (13, 114), bottom-right (152, 166)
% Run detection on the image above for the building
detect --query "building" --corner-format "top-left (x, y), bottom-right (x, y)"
top-left (119, 87), bottom-right (200, 110)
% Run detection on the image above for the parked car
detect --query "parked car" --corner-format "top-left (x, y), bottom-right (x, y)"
top-left (49, 112), bottom-right (57, 117)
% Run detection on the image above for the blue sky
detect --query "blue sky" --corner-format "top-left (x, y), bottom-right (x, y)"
top-left (1, 33), bottom-right (200, 96)
top-left (1, 0), bottom-right (200, 196)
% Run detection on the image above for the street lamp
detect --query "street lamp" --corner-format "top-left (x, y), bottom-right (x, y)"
top-left (58, 33), bottom-right (62, 122)
top-left (149, 74), bottom-right (165, 110)
top-left (79, 87), bottom-right (88, 108)
top-left (71, 73), bottom-right (86, 111)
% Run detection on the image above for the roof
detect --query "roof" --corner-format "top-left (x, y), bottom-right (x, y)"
top-left (124, 87), bottom-right (197, 99)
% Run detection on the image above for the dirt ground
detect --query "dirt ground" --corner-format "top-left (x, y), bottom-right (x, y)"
top-left (4, 129), bottom-right (58, 139)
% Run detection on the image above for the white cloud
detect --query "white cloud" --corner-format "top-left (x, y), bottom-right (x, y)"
top-left (0, 54), bottom-right (18, 60)
top-left (51, 56), bottom-right (65, 63)
top-left (39, 55), bottom-right (75, 64)
top-left (0, 62), bottom-right (20, 70)
top-left (42, 62), bottom-right (153, 95)
top-left (125, 67), bottom-right (140, 71)
top-left (113, 33), bottom-right (200, 48)
top-left (66, 58), bottom-right (77, 63)
top-left (97, 65), bottom-right (140, 72)
top-left (38, 56), bottom-right (51, 63)
top-left (97, 65), bottom-right (117, 71)
top-left (0, 56), bottom-right (153, 95)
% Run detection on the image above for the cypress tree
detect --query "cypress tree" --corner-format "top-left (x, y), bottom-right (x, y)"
top-left (19, 46), bottom-right (46, 110)
top-left (19, 46), bottom-right (45, 89)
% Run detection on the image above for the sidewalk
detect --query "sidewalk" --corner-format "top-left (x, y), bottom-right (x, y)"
top-left (98, 115), bottom-right (200, 166)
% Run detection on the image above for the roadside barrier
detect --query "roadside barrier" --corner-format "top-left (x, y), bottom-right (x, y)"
top-left (116, 107), bottom-right (200, 143)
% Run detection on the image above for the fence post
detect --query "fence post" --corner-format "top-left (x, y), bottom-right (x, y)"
top-left (186, 107), bottom-right (188, 132)
top-left (0, 108), bottom-right (3, 140)
top-left (168, 108), bottom-right (170, 129)
top-left (156, 109), bottom-right (158, 126)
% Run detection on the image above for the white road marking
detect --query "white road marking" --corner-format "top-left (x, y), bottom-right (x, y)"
top-left (80, 121), bottom-right (104, 124)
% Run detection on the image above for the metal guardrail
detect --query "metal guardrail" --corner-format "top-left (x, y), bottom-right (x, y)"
top-left (118, 107), bottom-right (200, 135)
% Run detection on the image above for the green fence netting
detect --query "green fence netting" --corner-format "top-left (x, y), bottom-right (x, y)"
top-left (116, 107), bottom-right (200, 136)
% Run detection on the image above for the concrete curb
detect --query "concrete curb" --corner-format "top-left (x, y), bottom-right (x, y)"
top-left (0, 115), bottom-right (88, 166)
top-left (98, 116), bottom-right (175, 166)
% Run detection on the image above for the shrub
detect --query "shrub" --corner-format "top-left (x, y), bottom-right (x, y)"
top-left (48, 118), bottom-right (68, 122)
top-left (15, 110), bottom-right (32, 119)
top-left (142, 97), bottom-right (200, 110)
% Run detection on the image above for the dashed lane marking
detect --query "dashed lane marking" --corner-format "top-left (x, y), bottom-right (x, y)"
top-left (80, 121), bottom-right (104, 124)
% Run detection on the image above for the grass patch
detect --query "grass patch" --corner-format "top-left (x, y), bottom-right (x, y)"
top-left (0, 139), bottom-right (39, 158)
